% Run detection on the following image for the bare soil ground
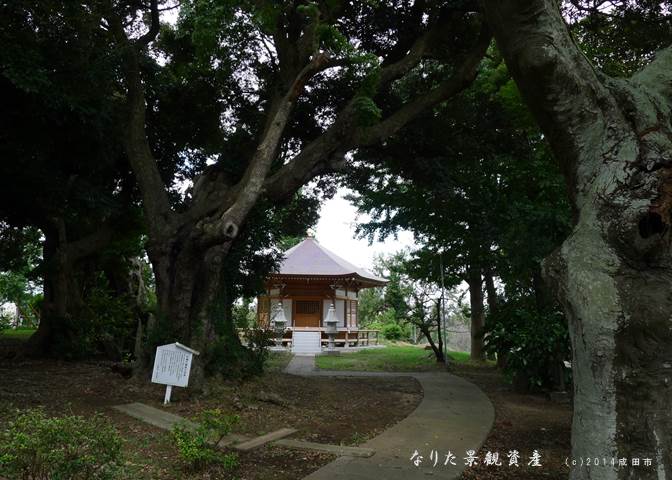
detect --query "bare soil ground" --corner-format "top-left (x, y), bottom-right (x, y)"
top-left (0, 354), bottom-right (422, 479)
top-left (454, 363), bottom-right (572, 480)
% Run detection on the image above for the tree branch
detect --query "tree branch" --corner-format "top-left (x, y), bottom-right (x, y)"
top-left (194, 53), bottom-right (336, 246)
top-left (630, 44), bottom-right (672, 102)
top-left (355, 25), bottom-right (492, 147)
top-left (65, 225), bottom-right (115, 261)
top-left (376, 26), bottom-right (439, 86)
top-left (137, 0), bottom-right (161, 47)
top-left (106, 4), bottom-right (174, 236)
top-left (263, 23), bottom-right (491, 203)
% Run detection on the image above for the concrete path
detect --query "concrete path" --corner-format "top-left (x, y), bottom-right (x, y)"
top-left (285, 355), bottom-right (494, 480)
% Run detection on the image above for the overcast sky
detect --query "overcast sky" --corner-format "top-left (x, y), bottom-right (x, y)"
top-left (314, 188), bottom-right (417, 271)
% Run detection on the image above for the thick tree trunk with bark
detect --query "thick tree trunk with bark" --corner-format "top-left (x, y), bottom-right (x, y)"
top-left (26, 224), bottom-right (107, 357)
top-left (144, 237), bottom-right (232, 388)
top-left (467, 265), bottom-right (486, 361)
top-left (484, 266), bottom-right (498, 314)
top-left (27, 230), bottom-right (73, 355)
top-left (482, 1), bottom-right (672, 477)
top-left (483, 265), bottom-right (499, 362)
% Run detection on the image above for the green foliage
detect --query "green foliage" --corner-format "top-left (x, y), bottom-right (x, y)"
top-left (241, 326), bottom-right (276, 374)
top-left (296, 2), bottom-right (319, 19)
top-left (357, 287), bottom-right (384, 327)
top-left (348, 56), bottom-right (572, 290)
top-left (51, 273), bottom-right (136, 360)
top-left (172, 409), bottom-right (239, 471)
top-left (484, 296), bottom-right (571, 390)
top-left (564, 1), bottom-right (672, 77)
top-left (207, 327), bottom-right (274, 379)
top-left (381, 322), bottom-right (404, 341)
top-left (0, 315), bottom-right (10, 334)
top-left (0, 408), bottom-right (122, 480)
top-left (346, 56), bottom-right (573, 373)
top-left (352, 95), bottom-right (382, 126)
top-left (232, 298), bottom-right (255, 329)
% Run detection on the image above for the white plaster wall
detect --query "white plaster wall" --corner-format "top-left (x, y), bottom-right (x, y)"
top-left (282, 299), bottom-right (292, 326)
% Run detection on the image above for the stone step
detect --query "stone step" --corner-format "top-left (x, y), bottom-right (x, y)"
top-left (234, 428), bottom-right (298, 451)
top-left (112, 403), bottom-right (197, 432)
top-left (112, 403), bottom-right (371, 458)
top-left (217, 433), bottom-right (250, 448)
top-left (273, 439), bottom-right (375, 458)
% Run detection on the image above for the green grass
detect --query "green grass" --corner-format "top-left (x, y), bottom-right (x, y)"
top-left (265, 351), bottom-right (293, 372)
top-left (315, 344), bottom-right (471, 372)
top-left (0, 327), bottom-right (36, 340)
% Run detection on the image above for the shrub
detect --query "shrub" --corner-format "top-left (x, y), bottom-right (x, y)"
top-left (172, 409), bottom-right (239, 471)
top-left (0, 408), bottom-right (122, 480)
top-left (0, 314), bottom-right (10, 334)
top-left (484, 296), bottom-right (571, 391)
top-left (50, 274), bottom-right (136, 360)
top-left (208, 327), bottom-right (275, 379)
top-left (382, 323), bottom-right (404, 341)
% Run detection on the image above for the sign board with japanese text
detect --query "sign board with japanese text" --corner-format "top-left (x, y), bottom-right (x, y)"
top-left (151, 342), bottom-right (199, 388)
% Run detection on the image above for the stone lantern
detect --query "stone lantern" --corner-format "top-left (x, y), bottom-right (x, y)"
top-left (324, 304), bottom-right (339, 354)
top-left (272, 302), bottom-right (287, 348)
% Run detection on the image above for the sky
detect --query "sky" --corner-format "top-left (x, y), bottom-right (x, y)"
top-left (314, 188), bottom-right (417, 272)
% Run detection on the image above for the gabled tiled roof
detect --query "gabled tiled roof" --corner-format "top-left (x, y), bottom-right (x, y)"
top-left (272, 237), bottom-right (387, 286)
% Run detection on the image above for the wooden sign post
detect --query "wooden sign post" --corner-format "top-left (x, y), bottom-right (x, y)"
top-left (151, 342), bottom-right (200, 405)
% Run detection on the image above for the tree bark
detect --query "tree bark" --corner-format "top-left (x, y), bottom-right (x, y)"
top-left (26, 227), bottom-right (83, 356)
top-left (484, 265), bottom-right (498, 314)
top-left (434, 301), bottom-right (445, 363)
top-left (483, 265), bottom-right (499, 362)
top-left (419, 320), bottom-right (445, 363)
top-left (482, 1), bottom-right (672, 477)
top-left (143, 237), bottom-right (230, 388)
top-left (467, 265), bottom-right (486, 361)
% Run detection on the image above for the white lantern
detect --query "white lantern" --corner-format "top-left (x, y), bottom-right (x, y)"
top-left (324, 304), bottom-right (338, 334)
top-left (272, 301), bottom-right (287, 331)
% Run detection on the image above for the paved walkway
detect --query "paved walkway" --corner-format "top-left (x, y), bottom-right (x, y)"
top-left (285, 355), bottom-right (494, 480)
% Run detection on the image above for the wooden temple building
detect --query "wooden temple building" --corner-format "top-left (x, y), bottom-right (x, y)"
top-left (256, 237), bottom-right (386, 353)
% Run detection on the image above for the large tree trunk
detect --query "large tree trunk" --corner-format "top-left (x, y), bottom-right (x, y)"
top-left (484, 266), bottom-right (498, 314)
top-left (467, 265), bottom-right (485, 361)
top-left (26, 228), bottom-right (82, 356)
top-left (543, 185), bottom-right (672, 478)
top-left (483, 265), bottom-right (499, 362)
top-left (482, 0), bottom-right (672, 477)
top-left (145, 237), bottom-right (248, 389)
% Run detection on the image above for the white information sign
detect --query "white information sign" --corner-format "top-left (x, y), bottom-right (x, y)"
top-left (151, 342), bottom-right (199, 404)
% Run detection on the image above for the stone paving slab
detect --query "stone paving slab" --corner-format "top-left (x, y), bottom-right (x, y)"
top-left (274, 439), bottom-right (375, 458)
top-left (216, 433), bottom-right (249, 448)
top-left (112, 403), bottom-right (197, 432)
top-left (235, 428), bottom-right (298, 451)
top-left (286, 356), bottom-right (494, 480)
top-left (113, 403), bottom-right (299, 452)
